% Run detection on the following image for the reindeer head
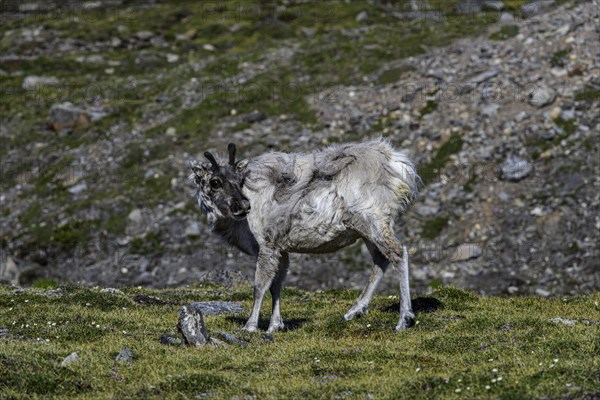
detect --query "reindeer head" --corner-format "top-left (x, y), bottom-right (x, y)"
top-left (190, 143), bottom-right (251, 221)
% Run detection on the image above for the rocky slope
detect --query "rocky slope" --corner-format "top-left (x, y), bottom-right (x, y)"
top-left (0, 0), bottom-right (598, 296)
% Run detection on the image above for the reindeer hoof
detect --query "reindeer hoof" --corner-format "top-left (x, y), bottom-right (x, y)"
top-left (343, 306), bottom-right (368, 321)
top-left (266, 322), bottom-right (285, 334)
top-left (395, 314), bottom-right (415, 331)
top-left (242, 324), bottom-right (258, 333)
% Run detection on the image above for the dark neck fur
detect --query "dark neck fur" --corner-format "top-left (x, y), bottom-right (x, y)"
top-left (212, 217), bottom-right (259, 257)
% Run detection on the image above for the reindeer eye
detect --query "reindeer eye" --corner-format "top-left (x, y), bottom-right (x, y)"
top-left (210, 178), bottom-right (222, 189)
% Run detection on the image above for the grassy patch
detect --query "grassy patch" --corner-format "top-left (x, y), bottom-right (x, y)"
top-left (0, 284), bottom-right (598, 399)
top-left (422, 216), bottom-right (450, 239)
top-left (575, 85), bottom-right (600, 102)
top-left (550, 47), bottom-right (572, 67)
top-left (418, 133), bottom-right (464, 184)
top-left (489, 25), bottom-right (519, 40)
top-left (377, 65), bottom-right (416, 85)
top-left (419, 100), bottom-right (439, 119)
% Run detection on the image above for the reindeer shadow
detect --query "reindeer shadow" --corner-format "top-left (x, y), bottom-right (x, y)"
top-left (225, 316), bottom-right (308, 331)
top-left (382, 296), bottom-right (442, 315)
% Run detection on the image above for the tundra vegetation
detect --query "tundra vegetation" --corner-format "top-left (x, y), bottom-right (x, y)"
top-left (0, 283), bottom-right (598, 399)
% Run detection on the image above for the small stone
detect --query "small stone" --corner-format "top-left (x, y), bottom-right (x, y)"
top-left (184, 222), bottom-right (201, 237)
top-left (160, 333), bottom-right (183, 346)
top-left (530, 206), bottom-right (544, 216)
top-left (550, 107), bottom-right (561, 120)
top-left (203, 44), bottom-right (216, 51)
top-left (48, 102), bottom-right (91, 132)
top-left (356, 11), bottom-right (368, 23)
top-left (68, 182), bottom-right (87, 195)
top-left (178, 304), bottom-right (211, 346)
top-left (480, 103), bottom-right (499, 117)
top-left (75, 55), bottom-right (104, 64)
top-left (115, 348), bottom-right (133, 362)
top-left (560, 109), bottom-right (575, 121)
top-left (243, 111), bottom-right (267, 123)
top-left (549, 317), bottom-right (575, 326)
top-left (135, 31), bottom-right (154, 40)
top-left (22, 76), bottom-right (59, 90)
top-left (501, 156), bottom-right (532, 181)
top-left (450, 244), bottom-right (483, 262)
top-left (111, 37), bottom-right (122, 47)
top-left (212, 331), bottom-right (249, 347)
top-left (101, 288), bottom-right (123, 295)
top-left (0, 256), bottom-right (19, 285)
top-left (127, 209), bottom-right (143, 224)
top-left (166, 54), bottom-right (179, 63)
top-left (470, 69), bottom-right (499, 84)
top-left (535, 288), bottom-right (551, 297)
top-left (301, 27), bottom-right (316, 37)
top-left (499, 12), bottom-right (515, 23)
top-left (529, 84), bottom-right (556, 108)
top-left (60, 352), bottom-right (79, 367)
top-left (483, 1), bottom-right (504, 11)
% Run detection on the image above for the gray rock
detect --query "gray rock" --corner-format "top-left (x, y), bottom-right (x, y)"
top-left (243, 111), bottom-right (267, 123)
top-left (0, 328), bottom-right (10, 338)
top-left (560, 109), bottom-right (575, 121)
top-left (48, 102), bottom-right (91, 132)
top-left (213, 331), bottom-right (249, 347)
top-left (22, 75), bottom-right (59, 90)
top-left (480, 103), bottom-right (499, 116)
top-left (60, 352), bottom-right (79, 367)
top-left (184, 221), bottom-right (201, 237)
top-left (160, 333), bottom-right (183, 346)
top-left (101, 288), bottom-right (123, 294)
top-left (549, 317), bottom-right (576, 326)
top-left (75, 55), bottom-right (104, 64)
top-left (0, 256), bottom-right (19, 285)
top-left (127, 209), bottom-right (143, 224)
top-left (499, 12), bottom-right (515, 23)
top-left (178, 304), bottom-right (211, 345)
top-left (44, 288), bottom-right (63, 298)
top-left (540, 129), bottom-right (556, 140)
top-left (135, 31), bottom-right (154, 40)
top-left (501, 156), bottom-right (532, 181)
top-left (522, 0), bottom-right (556, 19)
top-left (535, 288), bottom-right (551, 297)
top-left (455, 1), bottom-right (482, 14)
top-left (415, 202), bottom-right (440, 217)
top-left (450, 244), bottom-right (483, 262)
top-left (529, 84), bottom-right (556, 108)
top-left (115, 348), bottom-right (133, 362)
top-left (470, 69), bottom-right (499, 84)
top-left (68, 183), bottom-right (87, 195)
top-left (301, 27), bottom-right (316, 37)
top-left (356, 11), bottom-right (368, 23)
top-left (188, 301), bottom-right (244, 316)
top-left (483, 1), bottom-right (504, 11)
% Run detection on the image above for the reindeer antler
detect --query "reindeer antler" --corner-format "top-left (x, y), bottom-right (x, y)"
top-left (204, 151), bottom-right (219, 169)
top-left (228, 143), bottom-right (237, 166)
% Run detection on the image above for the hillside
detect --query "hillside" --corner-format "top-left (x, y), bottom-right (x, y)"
top-left (1, 0), bottom-right (598, 296)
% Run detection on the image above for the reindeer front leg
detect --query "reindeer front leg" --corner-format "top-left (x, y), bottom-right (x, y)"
top-left (267, 252), bottom-right (289, 333)
top-left (243, 246), bottom-right (280, 332)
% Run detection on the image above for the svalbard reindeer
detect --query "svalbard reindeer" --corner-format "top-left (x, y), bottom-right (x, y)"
top-left (190, 139), bottom-right (419, 333)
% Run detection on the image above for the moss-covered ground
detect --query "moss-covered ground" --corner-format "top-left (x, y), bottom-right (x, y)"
top-left (1, 284), bottom-right (598, 399)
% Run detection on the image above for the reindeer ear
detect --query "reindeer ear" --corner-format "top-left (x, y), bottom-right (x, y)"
top-left (235, 158), bottom-right (249, 172)
top-left (190, 162), bottom-right (211, 186)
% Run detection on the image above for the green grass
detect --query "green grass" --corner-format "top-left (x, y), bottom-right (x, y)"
top-left (489, 25), bottom-right (519, 41)
top-left (421, 216), bottom-right (450, 239)
top-left (0, 284), bottom-right (598, 399)
top-left (418, 133), bottom-right (464, 184)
